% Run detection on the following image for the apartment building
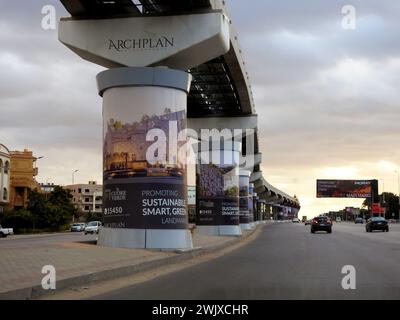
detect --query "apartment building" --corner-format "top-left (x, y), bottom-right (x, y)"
top-left (64, 181), bottom-right (103, 215)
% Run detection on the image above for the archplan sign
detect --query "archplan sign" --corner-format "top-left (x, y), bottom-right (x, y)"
top-left (59, 12), bottom-right (230, 70)
top-left (316, 179), bottom-right (378, 198)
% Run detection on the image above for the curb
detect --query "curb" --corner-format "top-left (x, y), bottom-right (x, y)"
top-left (0, 223), bottom-right (269, 300)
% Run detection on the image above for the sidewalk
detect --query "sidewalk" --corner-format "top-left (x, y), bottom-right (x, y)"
top-left (0, 223), bottom-right (269, 300)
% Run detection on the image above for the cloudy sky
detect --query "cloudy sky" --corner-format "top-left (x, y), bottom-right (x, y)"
top-left (1, 1), bottom-right (399, 217)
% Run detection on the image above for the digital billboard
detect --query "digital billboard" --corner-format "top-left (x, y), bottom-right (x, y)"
top-left (316, 179), bottom-right (378, 199)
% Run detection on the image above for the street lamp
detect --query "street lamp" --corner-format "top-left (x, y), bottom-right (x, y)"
top-left (72, 169), bottom-right (79, 185)
top-left (379, 178), bottom-right (385, 203)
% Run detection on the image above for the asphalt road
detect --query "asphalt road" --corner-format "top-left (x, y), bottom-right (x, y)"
top-left (0, 232), bottom-right (97, 248)
top-left (93, 222), bottom-right (400, 300)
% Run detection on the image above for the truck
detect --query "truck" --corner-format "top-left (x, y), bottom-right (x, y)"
top-left (0, 225), bottom-right (14, 238)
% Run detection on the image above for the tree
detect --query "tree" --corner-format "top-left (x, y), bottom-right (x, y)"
top-left (363, 192), bottom-right (400, 219)
top-left (28, 190), bottom-right (47, 229)
top-left (45, 186), bottom-right (76, 228)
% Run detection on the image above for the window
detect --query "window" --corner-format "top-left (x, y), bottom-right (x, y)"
top-left (3, 188), bottom-right (7, 201)
top-left (84, 205), bottom-right (90, 211)
top-left (78, 188), bottom-right (82, 193)
top-left (4, 161), bottom-right (9, 174)
top-left (85, 189), bottom-right (90, 193)
top-left (85, 198), bottom-right (90, 202)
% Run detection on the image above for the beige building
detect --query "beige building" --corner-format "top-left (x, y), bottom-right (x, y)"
top-left (64, 181), bottom-right (103, 217)
top-left (7, 149), bottom-right (39, 211)
top-left (0, 144), bottom-right (11, 213)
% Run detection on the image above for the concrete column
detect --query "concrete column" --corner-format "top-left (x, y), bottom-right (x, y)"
top-left (239, 170), bottom-right (252, 231)
top-left (196, 141), bottom-right (242, 236)
top-left (248, 183), bottom-right (255, 229)
top-left (96, 67), bottom-right (193, 249)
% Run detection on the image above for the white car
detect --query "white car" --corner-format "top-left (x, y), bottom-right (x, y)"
top-left (84, 221), bottom-right (102, 235)
top-left (292, 218), bottom-right (300, 223)
top-left (0, 225), bottom-right (14, 238)
top-left (336, 217), bottom-right (342, 222)
top-left (70, 223), bottom-right (86, 232)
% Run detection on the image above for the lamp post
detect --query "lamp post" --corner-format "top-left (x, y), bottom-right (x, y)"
top-left (379, 178), bottom-right (385, 218)
top-left (72, 169), bottom-right (79, 185)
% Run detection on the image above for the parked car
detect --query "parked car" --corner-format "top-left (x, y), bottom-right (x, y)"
top-left (335, 217), bottom-right (342, 223)
top-left (366, 217), bottom-right (389, 232)
top-left (0, 225), bottom-right (14, 238)
top-left (292, 218), bottom-right (300, 223)
top-left (304, 220), bottom-right (311, 225)
top-left (84, 221), bottom-right (102, 235)
top-left (311, 216), bottom-right (332, 234)
top-left (70, 223), bottom-right (86, 232)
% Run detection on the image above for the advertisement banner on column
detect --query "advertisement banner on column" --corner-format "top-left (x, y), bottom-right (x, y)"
top-left (248, 184), bottom-right (254, 224)
top-left (196, 148), bottom-right (240, 226)
top-left (102, 86), bottom-right (188, 230)
top-left (239, 173), bottom-right (250, 224)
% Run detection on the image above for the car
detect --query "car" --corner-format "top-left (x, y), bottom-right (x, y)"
top-left (366, 217), bottom-right (389, 232)
top-left (0, 225), bottom-right (14, 238)
top-left (84, 221), bottom-right (102, 235)
top-left (304, 220), bottom-right (311, 225)
top-left (70, 223), bottom-right (86, 232)
top-left (354, 217), bottom-right (364, 224)
top-left (311, 216), bottom-right (332, 234)
top-left (292, 218), bottom-right (300, 223)
top-left (335, 217), bottom-right (342, 222)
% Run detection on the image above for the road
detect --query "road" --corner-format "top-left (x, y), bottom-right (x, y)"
top-left (0, 232), bottom-right (97, 248)
top-left (92, 222), bottom-right (400, 300)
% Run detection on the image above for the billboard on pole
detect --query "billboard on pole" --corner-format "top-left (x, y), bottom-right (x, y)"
top-left (316, 180), bottom-right (377, 198)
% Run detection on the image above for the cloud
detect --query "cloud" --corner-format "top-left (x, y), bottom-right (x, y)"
top-left (0, 1), bottom-right (399, 218)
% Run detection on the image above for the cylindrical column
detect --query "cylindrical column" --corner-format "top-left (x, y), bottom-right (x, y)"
top-left (239, 170), bottom-right (251, 231)
top-left (96, 67), bottom-right (193, 249)
top-left (248, 183), bottom-right (255, 229)
top-left (253, 193), bottom-right (259, 224)
top-left (196, 141), bottom-right (242, 236)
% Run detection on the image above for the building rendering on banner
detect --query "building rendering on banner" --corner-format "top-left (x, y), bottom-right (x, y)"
top-left (58, 0), bottom-right (300, 249)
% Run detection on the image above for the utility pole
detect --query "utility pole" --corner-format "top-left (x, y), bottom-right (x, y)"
top-left (72, 169), bottom-right (78, 185)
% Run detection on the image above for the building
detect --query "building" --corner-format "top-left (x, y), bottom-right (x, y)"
top-left (0, 144), bottom-right (11, 213)
top-left (64, 181), bottom-right (103, 217)
top-left (7, 149), bottom-right (39, 211)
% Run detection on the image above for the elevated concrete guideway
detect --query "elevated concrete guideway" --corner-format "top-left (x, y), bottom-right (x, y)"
top-left (59, 0), bottom-right (300, 221)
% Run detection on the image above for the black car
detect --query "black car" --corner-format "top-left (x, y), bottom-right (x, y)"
top-left (354, 217), bottom-right (364, 224)
top-left (366, 217), bottom-right (389, 232)
top-left (311, 216), bottom-right (332, 234)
